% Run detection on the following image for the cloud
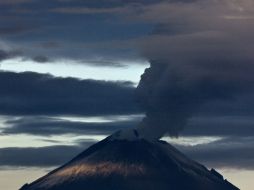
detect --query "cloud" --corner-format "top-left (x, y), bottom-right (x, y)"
top-left (134, 0), bottom-right (254, 139)
top-left (50, 1), bottom-right (166, 15)
top-left (0, 145), bottom-right (86, 167)
top-left (50, 6), bottom-right (132, 15)
top-left (0, 0), bottom-right (34, 5)
top-left (0, 71), bottom-right (141, 116)
top-left (0, 26), bottom-right (32, 36)
top-left (178, 137), bottom-right (254, 169)
top-left (182, 116), bottom-right (254, 137)
top-left (32, 55), bottom-right (50, 63)
top-left (0, 0), bottom-right (154, 63)
top-left (53, 0), bottom-right (163, 9)
top-left (1, 116), bottom-right (140, 136)
top-left (138, 1), bottom-right (254, 62)
top-left (0, 49), bottom-right (21, 62)
top-left (3, 114), bottom-right (254, 139)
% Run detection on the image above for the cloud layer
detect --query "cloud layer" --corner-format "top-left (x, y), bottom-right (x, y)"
top-left (1, 116), bottom-right (140, 136)
top-left (178, 136), bottom-right (254, 170)
top-left (0, 71), bottom-right (140, 116)
top-left (1, 137), bottom-right (253, 170)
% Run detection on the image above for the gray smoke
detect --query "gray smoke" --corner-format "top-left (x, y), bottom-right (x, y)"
top-left (135, 0), bottom-right (254, 139)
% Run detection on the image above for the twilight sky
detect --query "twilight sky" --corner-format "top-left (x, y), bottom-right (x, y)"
top-left (0, 1), bottom-right (254, 190)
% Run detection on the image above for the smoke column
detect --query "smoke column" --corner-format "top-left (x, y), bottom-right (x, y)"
top-left (135, 0), bottom-right (254, 139)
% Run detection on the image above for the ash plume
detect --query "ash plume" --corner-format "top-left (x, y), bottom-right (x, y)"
top-left (135, 0), bottom-right (254, 139)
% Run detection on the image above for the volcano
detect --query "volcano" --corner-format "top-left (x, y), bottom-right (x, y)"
top-left (20, 129), bottom-right (239, 190)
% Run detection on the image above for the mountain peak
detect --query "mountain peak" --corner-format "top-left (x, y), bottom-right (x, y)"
top-left (20, 134), bottom-right (239, 190)
top-left (109, 129), bottom-right (141, 141)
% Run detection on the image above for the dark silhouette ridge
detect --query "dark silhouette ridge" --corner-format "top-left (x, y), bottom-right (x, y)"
top-left (20, 130), bottom-right (239, 190)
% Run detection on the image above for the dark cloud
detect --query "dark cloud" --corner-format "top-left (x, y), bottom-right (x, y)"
top-left (182, 116), bottom-right (254, 137)
top-left (0, 0), bottom-right (34, 5)
top-left (32, 55), bottom-right (50, 63)
top-left (3, 114), bottom-right (254, 139)
top-left (135, 60), bottom-right (254, 138)
top-left (0, 49), bottom-right (21, 61)
top-left (50, 6), bottom-right (133, 15)
top-left (178, 137), bottom-right (254, 170)
top-left (0, 0), bottom-right (216, 64)
top-left (1, 116), bottom-right (140, 136)
top-left (52, 0), bottom-right (164, 8)
top-left (0, 71), bottom-right (141, 116)
top-left (0, 50), bottom-right (11, 61)
top-left (0, 26), bottom-right (32, 36)
top-left (134, 0), bottom-right (254, 139)
top-left (2, 109), bottom-right (254, 139)
top-left (0, 0), bottom-right (156, 64)
top-left (38, 41), bottom-right (61, 49)
top-left (0, 145), bottom-right (85, 167)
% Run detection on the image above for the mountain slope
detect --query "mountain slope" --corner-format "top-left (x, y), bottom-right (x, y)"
top-left (20, 130), bottom-right (239, 190)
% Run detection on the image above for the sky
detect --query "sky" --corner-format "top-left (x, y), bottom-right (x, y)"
top-left (0, 0), bottom-right (254, 189)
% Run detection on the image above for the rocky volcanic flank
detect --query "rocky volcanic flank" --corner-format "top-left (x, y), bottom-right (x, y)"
top-left (20, 129), bottom-right (239, 190)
